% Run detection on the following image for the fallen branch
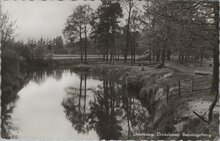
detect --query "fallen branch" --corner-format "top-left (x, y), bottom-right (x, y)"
top-left (193, 90), bottom-right (218, 124)
top-left (193, 111), bottom-right (209, 124)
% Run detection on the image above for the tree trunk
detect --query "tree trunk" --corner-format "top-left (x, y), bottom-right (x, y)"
top-left (211, 2), bottom-right (219, 94)
top-left (113, 35), bottom-right (116, 65)
top-left (167, 49), bottom-right (171, 61)
top-left (79, 26), bottom-right (83, 63)
top-left (153, 49), bottom-right (156, 63)
top-left (130, 35), bottom-right (134, 65)
top-left (124, 5), bottom-right (132, 63)
top-left (133, 40), bottom-right (136, 64)
top-left (161, 47), bottom-right (165, 65)
top-left (126, 97), bottom-right (131, 139)
top-left (149, 49), bottom-right (152, 63)
top-left (84, 74), bottom-right (87, 113)
top-left (200, 47), bottom-right (204, 66)
top-left (110, 47), bottom-right (113, 65)
top-left (109, 33), bottom-right (113, 65)
top-left (184, 53), bottom-right (187, 62)
top-left (156, 49), bottom-right (160, 62)
top-left (84, 25), bottom-right (87, 64)
top-left (106, 43), bottom-right (109, 63)
top-left (117, 39), bottom-right (120, 60)
top-left (103, 49), bottom-right (105, 61)
top-left (209, 1), bottom-right (219, 123)
top-left (79, 74), bottom-right (83, 111)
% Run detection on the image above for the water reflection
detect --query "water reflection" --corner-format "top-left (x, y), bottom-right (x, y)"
top-left (1, 70), bottom-right (25, 138)
top-left (62, 73), bottom-right (150, 140)
top-left (10, 70), bottom-right (100, 139)
top-left (5, 69), bottom-right (149, 140)
top-left (62, 74), bottom-right (91, 134)
top-left (25, 69), bottom-right (64, 85)
top-left (1, 95), bottom-right (19, 139)
top-left (89, 80), bottom-right (123, 140)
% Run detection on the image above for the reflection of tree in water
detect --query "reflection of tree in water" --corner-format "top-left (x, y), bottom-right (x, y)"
top-left (1, 68), bottom-right (66, 139)
top-left (62, 74), bottom-right (91, 133)
top-left (2, 86), bottom-right (19, 138)
top-left (27, 69), bottom-right (64, 84)
top-left (89, 80), bottom-right (123, 140)
top-left (121, 89), bottom-right (150, 139)
top-left (62, 75), bottom-right (150, 140)
top-left (1, 60), bottom-right (25, 138)
top-left (90, 83), bottom-right (150, 140)
top-left (1, 94), bottom-right (19, 139)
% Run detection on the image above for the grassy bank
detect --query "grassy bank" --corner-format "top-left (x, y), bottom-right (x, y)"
top-left (16, 57), bottom-right (218, 140)
top-left (72, 63), bottom-right (218, 140)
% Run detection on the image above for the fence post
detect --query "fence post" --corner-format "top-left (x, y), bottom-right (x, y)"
top-left (191, 79), bottom-right (194, 95)
top-left (167, 85), bottom-right (169, 102)
top-left (178, 80), bottom-right (181, 97)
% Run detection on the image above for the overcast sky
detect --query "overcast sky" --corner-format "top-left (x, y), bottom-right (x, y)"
top-left (2, 0), bottom-right (101, 42)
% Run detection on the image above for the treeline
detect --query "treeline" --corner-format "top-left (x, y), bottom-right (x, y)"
top-left (0, 13), bottom-right (66, 138)
top-left (63, 0), bottom-right (218, 65)
top-left (63, 0), bottom-right (219, 110)
top-left (2, 35), bottom-right (69, 69)
top-left (1, 13), bottom-right (25, 138)
top-left (142, 1), bottom-right (218, 65)
top-left (19, 36), bottom-right (66, 60)
top-left (3, 1), bottom-right (217, 66)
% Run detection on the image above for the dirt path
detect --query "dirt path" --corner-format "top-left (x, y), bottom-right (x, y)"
top-left (165, 60), bottom-right (213, 74)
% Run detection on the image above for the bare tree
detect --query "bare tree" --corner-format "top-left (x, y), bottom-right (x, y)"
top-left (121, 0), bottom-right (138, 63)
top-left (130, 10), bottom-right (142, 64)
top-left (0, 12), bottom-right (17, 43)
top-left (63, 5), bottom-right (93, 64)
top-left (82, 5), bottom-right (93, 64)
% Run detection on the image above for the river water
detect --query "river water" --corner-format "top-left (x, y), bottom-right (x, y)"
top-left (5, 69), bottom-right (149, 140)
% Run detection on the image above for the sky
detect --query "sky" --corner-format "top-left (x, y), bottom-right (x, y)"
top-left (2, 0), bottom-right (101, 42)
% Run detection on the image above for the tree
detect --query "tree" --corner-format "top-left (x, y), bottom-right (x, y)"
top-left (53, 36), bottom-right (66, 54)
top-left (141, 0), bottom-right (214, 65)
top-left (142, 0), bottom-right (219, 123)
top-left (130, 10), bottom-right (142, 64)
top-left (0, 12), bottom-right (23, 139)
top-left (193, 1), bottom-right (219, 122)
top-left (91, 0), bottom-right (123, 64)
top-left (1, 12), bottom-right (17, 43)
top-left (63, 5), bottom-right (93, 63)
top-left (82, 5), bottom-right (93, 64)
top-left (206, 1), bottom-right (219, 123)
top-left (121, 0), bottom-right (139, 63)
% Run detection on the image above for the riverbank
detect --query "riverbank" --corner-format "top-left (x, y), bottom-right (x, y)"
top-left (73, 63), bottom-right (199, 91)
top-left (72, 63), bottom-right (218, 140)
top-left (20, 58), bottom-right (218, 140)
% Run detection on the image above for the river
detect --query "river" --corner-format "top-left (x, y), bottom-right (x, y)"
top-left (4, 69), bottom-right (149, 140)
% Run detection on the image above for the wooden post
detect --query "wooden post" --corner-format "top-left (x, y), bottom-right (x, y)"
top-left (191, 79), bottom-right (194, 95)
top-left (167, 85), bottom-right (169, 102)
top-left (141, 64), bottom-right (144, 71)
top-left (178, 80), bottom-right (181, 97)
